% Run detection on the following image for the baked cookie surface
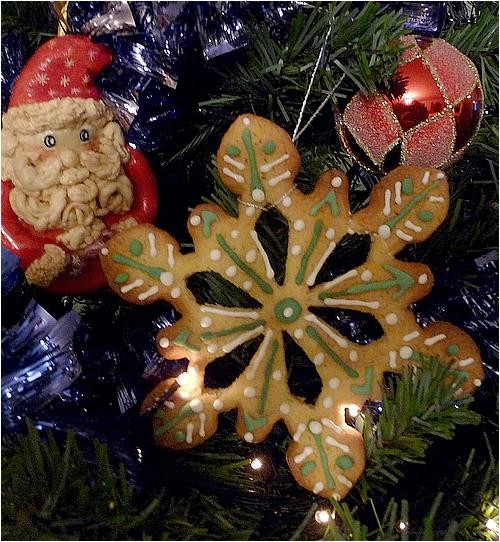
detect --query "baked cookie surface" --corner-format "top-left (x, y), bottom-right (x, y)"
top-left (100, 114), bottom-right (483, 499)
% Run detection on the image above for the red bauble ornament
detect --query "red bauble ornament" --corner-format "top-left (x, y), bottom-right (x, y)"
top-left (336, 36), bottom-right (484, 173)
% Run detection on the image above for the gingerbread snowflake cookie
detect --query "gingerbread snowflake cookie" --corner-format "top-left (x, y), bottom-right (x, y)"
top-left (100, 114), bottom-right (483, 500)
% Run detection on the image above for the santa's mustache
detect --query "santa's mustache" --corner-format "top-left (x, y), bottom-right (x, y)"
top-left (12, 142), bottom-right (122, 195)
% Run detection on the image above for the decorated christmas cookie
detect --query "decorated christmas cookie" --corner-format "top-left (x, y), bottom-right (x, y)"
top-left (100, 114), bottom-right (483, 500)
top-left (1, 35), bottom-right (157, 294)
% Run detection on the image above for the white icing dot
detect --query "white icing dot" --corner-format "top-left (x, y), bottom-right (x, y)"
top-left (325, 228), bottom-right (335, 240)
top-left (245, 249), bottom-right (257, 263)
top-left (190, 215), bottom-right (201, 226)
top-left (244, 387), bottom-right (256, 398)
top-left (291, 244), bottom-right (302, 256)
top-left (294, 328), bottom-right (304, 340)
top-left (225, 265), bottom-right (237, 277)
top-left (243, 117), bottom-right (251, 126)
top-left (230, 229), bottom-right (240, 239)
top-left (246, 206), bottom-right (255, 217)
top-left (200, 317), bottom-right (212, 328)
top-left (313, 353), bottom-right (325, 366)
top-left (313, 482), bottom-right (324, 494)
top-left (272, 370), bottom-right (282, 381)
top-left (309, 421), bottom-right (323, 434)
top-left (322, 396), bottom-right (333, 408)
top-left (378, 225), bottom-right (391, 239)
top-left (361, 270), bottom-right (372, 281)
top-left (207, 344), bottom-right (217, 353)
top-left (474, 379), bottom-right (481, 387)
top-left (252, 188), bottom-right (265, 202)
top-left (189, 398), bottom-right (203, 413)
top-left (282, 196), bottom-right (292, 207)
top-left (243, 281), bottom-right (253, 290)
top-left (170, 287), bottom-right (181, 298)
top-left (160, 272), bottom-right (173, 286)
top-left (329, 377), bottom-right (340, 389)
top-left (159, 338), bottom-right (170, 348)
top-left (100, 247), bottom-right (109, 256)
top-left (418, 273), bottom-right (428, 284)
top-left (283, 307), bottom-right (294, 318)
top-left (280, 402), bottom-right (290, 415)
top-left (210, 249), bottom-right (221, 261)
top-left (294, 219), bottom-right (305, 231)
top-left (213, 399), bottom-right (224, 410)
top-left (385, 313), bottom-right (398, 325)
top-left (349, 351), bottom-right (358, 362)
top-left (332, 493), bottom-right (341, 501)
top-left (331, 176), bottom-right (342, 188)
top-left (244, 432), bottom-right (254, 442)
top-left (400, 346), bottom-right (413, 359)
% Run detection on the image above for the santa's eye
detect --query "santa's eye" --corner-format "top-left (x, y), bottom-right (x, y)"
top-left (44, 134), bottom-right (56, 148)
top-left (80, 129), bottom-right (90, 142)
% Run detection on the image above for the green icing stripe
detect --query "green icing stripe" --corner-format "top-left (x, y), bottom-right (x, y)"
top-left (336, 455), bottom-right (353, 470)
top-left (419, 210), bottom-right (433, 222)
top-left (320, 263), bottom-right (414, 301)
top-left (217, 234), bottom-right (273, 294)
top-left (115, 272), bottom-right (129, 284)
top-left (243, 412), bottom-right (268, 431)
top-left (263, 140), bottom-right (276, 154)
top-left (447, 344), bottom-right (460, 356)
top-left (227, 145), bottom-right (241, 157)
top-left (154, 409), bottom-right (165, 419)
top-left (311, 432), bottom-right (335, 489)
top-left (295, 220), bottom-right (323, 285)
top-left (402, 177), bottom-right (413, 195)
top-left (310, 192), bottom-right (340, 217)
top-left (155, 404), bottom-right (194, 436)
top-left (129, 239), bottom-right (143, 256)
top-left (241, 128), bottom-right (264, 194)
top-left (351, 366), bottom-right (374, 395)
top-left (300, 460), bottom-right (317, 476)
top-left (112, 253), bottom-right (165, 280)
top-left (385, 180), bottom-right (441, 228)
top-left (306, 326), bottom-right (358, 378)
top-left (173, 329), bottom-right (201, 352)
top-left (201, 210), bottom-right (219, 238)
top-left (200, 320), bottom-right (265, 341)
top-left (258, 339), bottom-right (279, 415)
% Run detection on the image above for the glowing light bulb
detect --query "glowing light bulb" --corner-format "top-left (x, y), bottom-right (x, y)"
top-left (315, 509), bottom-right (331, 524)
top-left (177, 372), bottom-right (191, 386)
top-left (250, 457), bottom-right (263, 470)
top-left (486, 519), bottom-right (498, 532)
top-left (403, 92), bottom-right (415, 106)
top-left (348, 404), bottom-right (360, 417)
top-left (398, 521), bottom-right (407, 531)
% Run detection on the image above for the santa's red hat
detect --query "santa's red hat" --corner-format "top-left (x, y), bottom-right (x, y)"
top-left (3, 35), bottom-right (113, 134)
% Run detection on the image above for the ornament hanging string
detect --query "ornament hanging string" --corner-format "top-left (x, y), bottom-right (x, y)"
top-left (238, 22), bottom-right (337, 214)
top-left (292, 21), bottom-right (333, 143)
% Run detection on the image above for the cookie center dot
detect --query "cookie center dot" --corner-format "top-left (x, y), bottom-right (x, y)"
top-left (274, 298), bottom-right (302, 324)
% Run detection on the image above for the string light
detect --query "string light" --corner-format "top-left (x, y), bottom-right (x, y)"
top-left (250, 457), bottom-right (263, 470)
top-left (315, 509), bottom-right (331, 524)
top-left (348, 404), bottom-right (360, 417)
top-left (398, 521), bottom-right (407, 531)
top-left (486, 518), bottom-right (498, 533)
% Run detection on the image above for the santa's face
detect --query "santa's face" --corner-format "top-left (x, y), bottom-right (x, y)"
top-left (16, 120), bottom-right (98, 166)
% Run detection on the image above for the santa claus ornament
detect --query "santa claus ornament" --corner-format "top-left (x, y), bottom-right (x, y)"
top-left (1, 35), bottom-right (158, 294)
top-left (336, 36), bottom-right (484, 173)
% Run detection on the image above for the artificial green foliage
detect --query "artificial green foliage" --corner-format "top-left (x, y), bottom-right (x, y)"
top-left (1, 1), bottom-right (498, 540)
top-left (2, 358), bottom-right (493, 541)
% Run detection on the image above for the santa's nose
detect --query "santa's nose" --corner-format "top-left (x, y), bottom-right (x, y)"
top-left (60, 149), bottom-right (79, 168)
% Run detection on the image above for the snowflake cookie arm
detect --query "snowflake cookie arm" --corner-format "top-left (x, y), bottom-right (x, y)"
top-left (100, 224), bottom-right (185, 305)
top-left (353, 166), bottom-right (449, 254)
top-left (216, 114), bottom-right (301, 207)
